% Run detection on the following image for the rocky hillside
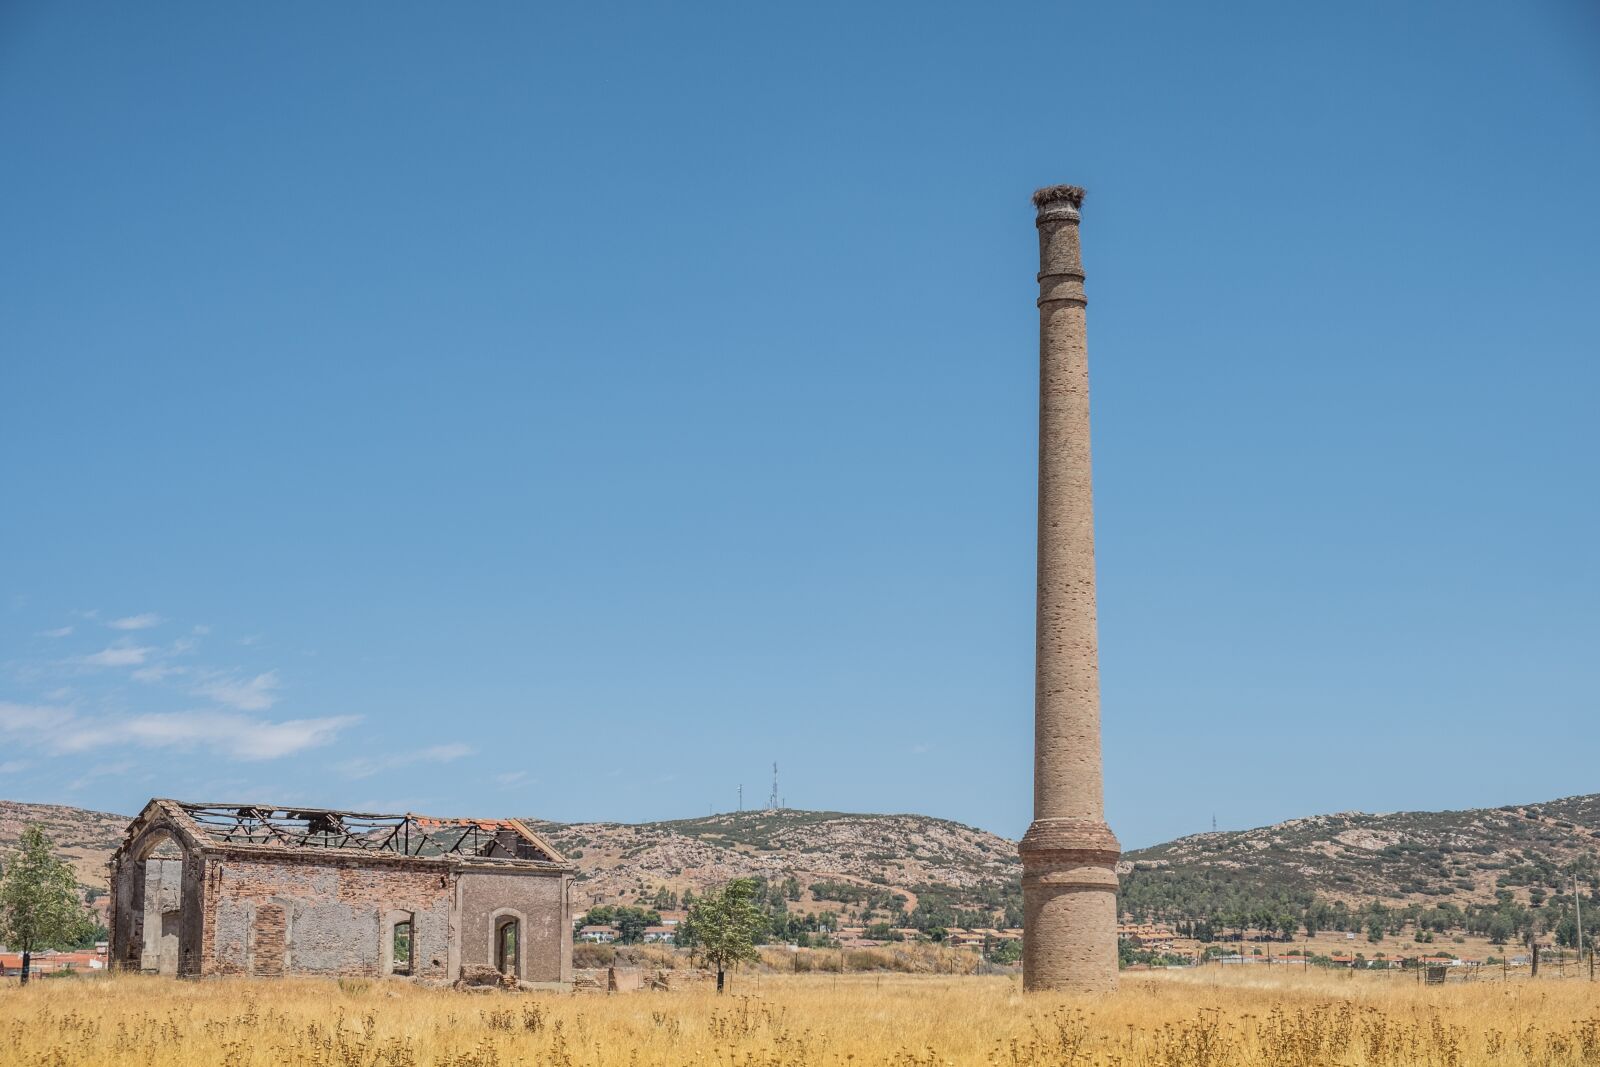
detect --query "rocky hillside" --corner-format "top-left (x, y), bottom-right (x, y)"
top-left (1122, 794), bottom-right (1600, 911)
top-left (526, 809), bottom-right (1020, 912)
top-left (0, 800), bottom-right (129, 888)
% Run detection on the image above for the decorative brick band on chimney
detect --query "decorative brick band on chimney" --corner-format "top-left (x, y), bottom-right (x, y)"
top-left (1019, 184), bottom-right (1121, 993)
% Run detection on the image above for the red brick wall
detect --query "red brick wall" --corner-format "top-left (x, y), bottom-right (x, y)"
top-left (251, 904), bottom-right (285, 977)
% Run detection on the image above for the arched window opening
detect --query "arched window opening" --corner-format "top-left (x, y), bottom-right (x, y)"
top-left (495, 917), bottom-right (520, 979)
top-left (392, 916), bottom-right (414, 976)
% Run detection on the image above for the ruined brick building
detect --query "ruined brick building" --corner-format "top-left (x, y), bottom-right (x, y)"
top-left (107, 798), bottom-right (574, 985)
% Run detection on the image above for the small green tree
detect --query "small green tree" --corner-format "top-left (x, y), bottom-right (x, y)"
top-left (0, 825), bottom-right (94, 985)
top-left (614, 907), bottom-right (661, 945)
top-left (681, 878), bottom-right (763, 993)
top-left (989, 938), bottom-right (1022, 965)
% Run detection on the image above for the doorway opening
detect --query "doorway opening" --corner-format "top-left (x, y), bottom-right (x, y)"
top-left (495, 917), bottom-right (520, 979)
top-left (138, 836), bottom-right (184, 975)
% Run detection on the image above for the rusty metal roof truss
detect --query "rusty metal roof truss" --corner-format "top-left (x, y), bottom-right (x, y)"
top-left (172, 802), bottom-right (561, 863)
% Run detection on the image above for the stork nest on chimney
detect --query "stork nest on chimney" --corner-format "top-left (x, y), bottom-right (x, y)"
top-left (1032, 185), bottom-right (1086, 208)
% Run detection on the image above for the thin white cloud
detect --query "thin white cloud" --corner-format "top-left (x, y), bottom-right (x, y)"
top-left (494, 771), bottom-right (531, 788)
top-left (38, 626), bottom-right (73, 638)
top-left (8, 615), bottom-right (360, 765)
top-left (82, 644), bottom-right (154, 668)
top-left (338, 744), bottom-right (473, 780)
top-left (193, 671), bottom-right (280, 711)
top-left (54, 711), bottom-right (360, 761)
top-left (132, 665), bottom-right (187, 683)
top-left (0, 759), bottom-right (29, 774)
top-left (2, 699), bottom-right (355, 761)
top-left (0, 701), bottom-right (68, 732)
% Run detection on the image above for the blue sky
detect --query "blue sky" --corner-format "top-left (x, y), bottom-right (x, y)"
top-left (2, 2), bottom-right (1596, 849)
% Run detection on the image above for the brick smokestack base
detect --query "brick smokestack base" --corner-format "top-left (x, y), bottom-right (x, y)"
top-left (1019, 183), bottom-right (1121, 994)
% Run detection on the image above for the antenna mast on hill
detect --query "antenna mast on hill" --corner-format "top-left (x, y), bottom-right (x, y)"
top-left (738, 784), bottom-right (743, 812)
top-left (769, 762), bottom-right (780, 810)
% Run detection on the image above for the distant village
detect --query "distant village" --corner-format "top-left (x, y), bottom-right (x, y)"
top-left (1113, 921), bottom-right (1555, 973)
top-left (0, 916), bottom-right (1571, 980)
top-left (574, 911), bottom-right (1027, 952)
top-left (0, 943), bottom-right (108, 978)
top-left (560, 911), bottom-right (1568, 979)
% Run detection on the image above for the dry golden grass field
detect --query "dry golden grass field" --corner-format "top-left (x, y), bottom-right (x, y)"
top-left (4, 969), bottom-right (1600, 1066)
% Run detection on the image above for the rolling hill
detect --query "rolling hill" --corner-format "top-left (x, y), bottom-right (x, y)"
top-left (526, 809), bottom-right (1018, 913)
top-left (0, 800), bottom-right (129, 889)
top-left (1119, 795), bottom-right (1600, 918)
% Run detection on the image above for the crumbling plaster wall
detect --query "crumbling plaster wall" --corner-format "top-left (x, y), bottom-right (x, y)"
top-left (204, 854), bottom-right (454, 979)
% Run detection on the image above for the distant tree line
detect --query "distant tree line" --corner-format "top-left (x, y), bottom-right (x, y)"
top-left (808, 881), bottom-right (906, 912)
top-left (1120, 865), bottom-right (1600, 948)
top-left (602, 878), bottom-right (842, 948)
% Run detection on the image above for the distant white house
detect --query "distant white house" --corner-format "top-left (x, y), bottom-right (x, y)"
top-left (641, 926), bottom-right (675, 944)
top-left (577, 925), bottom-right (618, 943)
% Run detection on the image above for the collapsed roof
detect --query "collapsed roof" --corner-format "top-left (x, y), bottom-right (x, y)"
top-left (125, 798), bottom-right (567, 866)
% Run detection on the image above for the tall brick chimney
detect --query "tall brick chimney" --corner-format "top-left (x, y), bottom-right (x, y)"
top-left (1018, 184), bottom-right (1121, 993)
